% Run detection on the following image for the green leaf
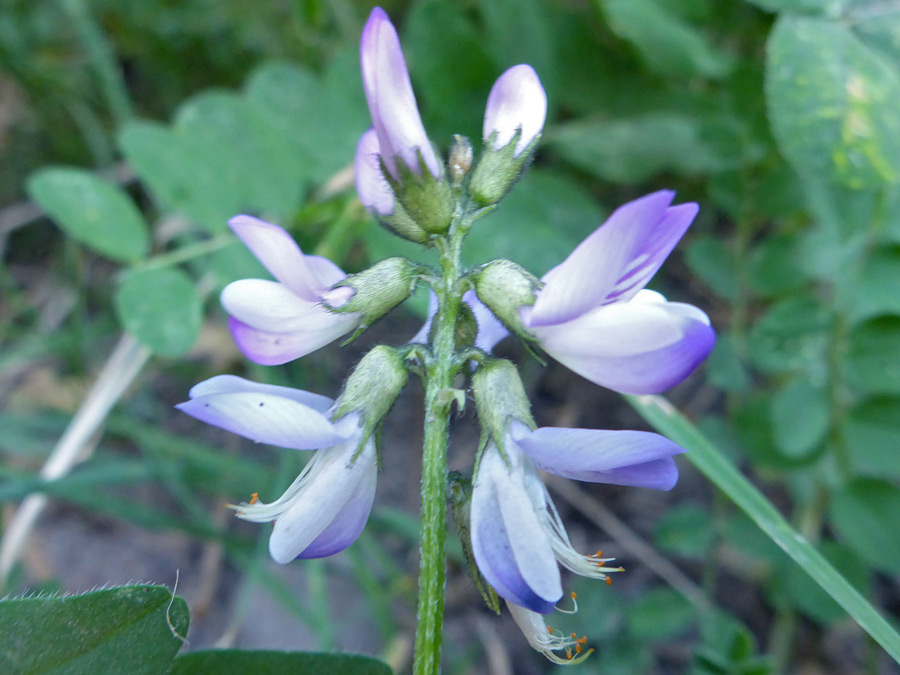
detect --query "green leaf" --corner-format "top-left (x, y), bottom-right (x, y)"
top-left (0, 585), bottom-right (188, 674)
top-left (846, 317), bottom-right (900, 394)
top-left (175, 91), bottom-right (305, 218)
top-left (170, 650), bottom-right (392, 675)
top-left (626, 394), bottom-right (900, 663)
top-left (119, 120), bottom-right (240, 234)
top-left (546, 113), bottom-right (742, 183)
top-left (684, 235), bottom-right (737, 300)
top-left (769, 377), bottom-right (829, 458)
top-left (747, 297), bottom-right (832, 374)
top-left (767, 16), bottom-right (900, 188)
top-left (841, 245), bottom-right (900, 323)
top-left (744, 0), bottom-right (839, 13)
top-left (27, 167), bottom-right (149, 263)
top-left (478, 0), bottom-right (557, 103)
top-left (748, 234), bottom-right (809, 298)
top-left (845, 397), bottom-right (900, 480)
top-left (115, 268), bottom-right (202, 356)
top-left (706, 333), bottom-right (750, 393)
top-left (245, 53), bottom-right (368, 185)
top-left (626, 587), bottom-right (695, 641)
top-left (830, 479), bottom-right (900, 574)
top-left (463, 168), bottom-right (603, 275)
top-left (653, 504), bottom-right (715, 558)
top-left (599, 0), bottom-right (731, 79)
top-left (403, 0), bottom-right (494, 142)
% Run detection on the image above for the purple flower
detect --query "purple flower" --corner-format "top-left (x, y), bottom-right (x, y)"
top-left (360, 7), bottom-right (440, 181)
top-left (471, 420), bottom-right (683, 615)
top-left (483, 65), bottom-right (547, 156)
top-left (521, 190), bottom-right (715, 394)
top-left (220, 215), bottom-right (359, 365)
top-left (176, 375), bottom-right (377, 563)
top-left (355, 128), bottom-right (395, 216)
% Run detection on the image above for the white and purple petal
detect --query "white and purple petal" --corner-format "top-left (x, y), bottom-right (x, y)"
top-left (471, 443), bottom-right (562, 614)
top-left (186, 374), bottom-right (333, 413)
top-left (176, 380), bottom-right (349, 450)
top-left (511, 423), bottom-right (684, 490)
top-left (228, 316), bottom-right (359, 366)
top-left (529, 191), bottom-right (698, 327)
top-left (483, 65), bottom-right (547, 156)
top-left (529, 291), bottom-right (715, 395)
top-left (355, 128), bottom-right (395, 216)
top-left (269, 436), bottom-right (377, 563)
top-left (228, 216), bottom-right (329, 302)
top-left (360, 8), bottom-right (439, 179)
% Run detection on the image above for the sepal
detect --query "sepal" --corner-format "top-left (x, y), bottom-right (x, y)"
top-left (468, 131), bottom-right (540, 207)
top-left (326, 257), bottom-right (423, 337)
top-left (333, 345), bottom-right (409, 441)
top-left (473, 259), bottom-right (541, 340)
top-left (387, 151), bottom-right (454, 235)
top-left (471, 358), bottom-right (535, 454)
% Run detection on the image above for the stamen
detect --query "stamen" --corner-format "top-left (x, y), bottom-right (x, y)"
top-left (249, 492), bottom-right (259, 505)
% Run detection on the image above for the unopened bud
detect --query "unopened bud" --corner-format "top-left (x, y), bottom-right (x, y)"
top-left (473, 259), bottom-right (541, 339)
top-left (391, 151), bottom-right (454, 235)
top-left (326, 257), bottom-right (423, 336)
top-left (449, 135), bottom-right (474, 186)
top-left (334, 345), bottom-right (408, 428)
top-left (472, 359), bottom-right (535, 451)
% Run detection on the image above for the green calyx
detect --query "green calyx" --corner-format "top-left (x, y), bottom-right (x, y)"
top-left (468, 131), bottom-right (541, 207)
top-left (471, 358), bottom-right (535, 457)
top-left (333, 345), bottom-right (409, 443)
top-left (386, 150), bottom-right (455, 235)
top-left (472, 259), bottom-right (541, 340)
top-left (326, 257), bottom-right (424, 340)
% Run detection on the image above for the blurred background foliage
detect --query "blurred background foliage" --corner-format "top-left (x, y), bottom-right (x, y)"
top-left (2, 0), bottom-right (900, 672)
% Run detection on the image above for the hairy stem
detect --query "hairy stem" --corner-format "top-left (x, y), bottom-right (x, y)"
top-left (414, 215), bottom-right (468, 675)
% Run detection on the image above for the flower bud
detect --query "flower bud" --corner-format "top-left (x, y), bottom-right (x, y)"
top-left (333, 345), bottom-right (409, 430)
top-left (389, 157), bottom-right (455, 235)
top-left (449, 135), bottom-right (474, 186)
top-left (473, 259), bottom-right (541, 339)
top-left (472, 358), bottom-right (535, 452)
top-left (469, 65), bottom-right (547, 207)
top-left (325, 257), bottom-right (423, 336)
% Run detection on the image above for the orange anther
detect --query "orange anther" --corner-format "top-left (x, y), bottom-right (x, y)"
top-left (606, 577), bottom-right (612, 586)
top-left (570, 591), bottom-right (577, 600)
top-left (593, 550), bottom-right (603, 558)
top-left (571, 632), bottom-right (577, 638)
top-left (547, 625), bottom-right (553, 635)
top-left (576, 643), bottom-right (582, 654)
top-left (576, 636), bottom-right (587, 645)
top-left (566, 648), bottom-right (573, 659)
top-left (249, 492), bottom-right (259, 504)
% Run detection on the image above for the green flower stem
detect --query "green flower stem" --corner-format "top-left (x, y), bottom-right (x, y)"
top-left (627, 394), bottom-right (900, 664)
top-left (414, 215), bottom-right (469, 675)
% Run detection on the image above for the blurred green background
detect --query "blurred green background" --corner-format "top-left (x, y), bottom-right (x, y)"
top-left (2, 0), bottom-right (900, 672)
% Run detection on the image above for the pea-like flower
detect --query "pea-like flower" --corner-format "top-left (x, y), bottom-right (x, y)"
top-left (483, 64), bottom-right (547, 156)
top-left (471, 420), bottom-right (683, 615)
top-left (176, 375), bottom-right (376, 563)
top-left (220, 215), bottom-right (359, 365)
top-left (521, 190), bottom-right (715, 394)
top-left (360, 7), bottom-right (440, 181)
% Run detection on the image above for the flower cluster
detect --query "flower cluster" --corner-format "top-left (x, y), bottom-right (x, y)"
top-left (179, 6), bottom-right (714, 666)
